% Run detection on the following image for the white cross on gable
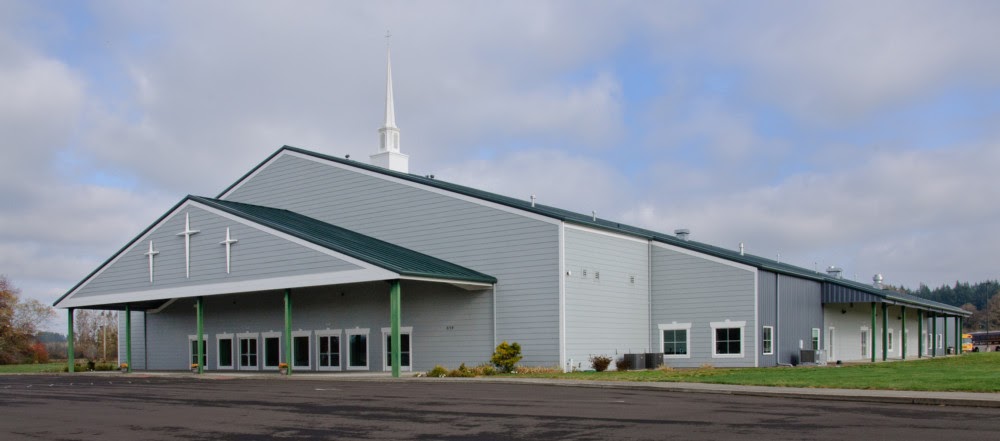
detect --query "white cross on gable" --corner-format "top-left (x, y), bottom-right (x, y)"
top-left (219, 227), bottom-right (238, 274)
top-left (176, 212), bottom-right (199, 278)
top-left (143, 240), bottom-right (159, 283)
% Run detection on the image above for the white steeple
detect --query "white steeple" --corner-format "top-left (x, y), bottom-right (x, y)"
top-left (371, 31), bottom-right (409, 173)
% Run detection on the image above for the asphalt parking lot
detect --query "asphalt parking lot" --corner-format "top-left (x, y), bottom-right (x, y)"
top-left (2, 374), bottom-right (998, 440)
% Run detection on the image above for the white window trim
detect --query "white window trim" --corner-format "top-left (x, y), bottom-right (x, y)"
top-left (827, 327), bottom-right (835, 360)
top-left (187, 334), bottom-right (208, 367)
top-left (762, 326), bottom-right (774, 356)
top-left (710, 320), bottom-right (746, 359)
top-left (291, 330), bottom-right (311, 370)
top-left (923, 331), bottom-right (929, 355)
top-left (315, 329), bottom-right (342, 371)
top-left (237, 332), bottom-right (259, 371)
top-left (261, 331), bottom-right (282, 370)
top-left (658, 323), bottom-right (692, 359)
top-left (381, 326), bottom-right (414, 372)
top-left (216, 333), bottom-right (235, 370)
top-left (936, 333), bottom-right (943, 349)
top-left (811, 328), bottom-right (821, 351)
top-left (860, 326), bottom-right (870, 358)
top-left (346, 328), bottom-right (370, 371)
top-left (887, 328), bottom-right (895, 352)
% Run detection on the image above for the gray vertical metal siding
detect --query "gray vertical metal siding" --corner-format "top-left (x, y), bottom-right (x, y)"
top-left (650, 245), bottom-right (756, 368)
top-left (143, 280), bottom-right (494, 371)
top-left (776, 274), bottom-right (823, 364)
top-left (757, 271), bottom-right (777, 367)
top-left (564, 227), bottom-right (649, 370)
top-left (223, 153), bottom-right (561, 365)
top-left (74, 206), bottom-right (362, 298)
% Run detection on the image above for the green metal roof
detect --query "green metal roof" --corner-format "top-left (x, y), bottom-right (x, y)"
top-left (190, 196), bottom-right (497, 285)
top-left (228, 146), bottom-right (968, 316)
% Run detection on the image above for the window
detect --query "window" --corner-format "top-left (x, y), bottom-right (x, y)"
top-left (316, 329), bottom-right (341, 371)
top-left (710, 321), bottom-right (746, 358)
top-left (238, 333), bottom-right (258, 370)
top-left (292, 331), bottom-right (310, 369)
top-left (811, 328), bottom-right (820, 351)
top-left (216, 333), bottom-right (234, 370)
top-left (188, 335), bottom-right (207, 368)
top-left (924, 332), bottom-right (930, 355)
top-left (888, 329), bottom-right (894, 352)
top-left (861, 327), bottom-right (869, 358)
top-left (382, 327), bottom-right (413, 371)
top-left (262, 332), bottom-right (281, 370)
top-left (936, 333), bottom-right (943, 349)
top-left (347, 328), bottom-right (369, 370)
top-left (659, 323), bottom-right (691, 358)
top-left (762, 326), bottom-right (774, 355)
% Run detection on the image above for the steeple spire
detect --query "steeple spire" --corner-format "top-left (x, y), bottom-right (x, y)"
top-left (371, 31), bottom-right (409, 173)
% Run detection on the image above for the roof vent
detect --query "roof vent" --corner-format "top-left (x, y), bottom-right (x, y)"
top-left (826, 266), bottom-right (843, 279)
top-left (530, 195), bottom-right (536, 208)
top-left (674, 229), bottom-right (690, 241)
top-left (873, 273), bottom-right (884, 289)
top-left (739, 242), bottom-right (745, 256)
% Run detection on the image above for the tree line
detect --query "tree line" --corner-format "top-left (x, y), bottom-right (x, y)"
top-left (891, 279), bottom-right (1000, 332)
top-left (1, 275), bottom-right (118, 365)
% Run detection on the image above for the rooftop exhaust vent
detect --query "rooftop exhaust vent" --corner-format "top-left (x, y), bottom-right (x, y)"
top-left (674, 229), bottom-right (690, 241)
top-left (826, 266), bottom-right (843, 279)
top-left (873, 273), bottom-right (884, 289)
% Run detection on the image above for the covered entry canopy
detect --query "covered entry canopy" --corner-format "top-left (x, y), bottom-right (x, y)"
top-left (54, 196), bottom-right (496, 310)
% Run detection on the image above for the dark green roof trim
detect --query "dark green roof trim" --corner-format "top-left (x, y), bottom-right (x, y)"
top-left (190, 196), bottom-right (497, 285)
top-left (246, 146), bottom-right (969, 316)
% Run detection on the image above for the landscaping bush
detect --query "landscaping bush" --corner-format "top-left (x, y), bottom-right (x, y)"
top-left (448, 363), bottom-right (477, 378)
top-left (427, 365), bottom-right (448, 377)
top-left (615, 357), bottom-right (630, 371)
top-left (512, 365), bottom-right (561, 374)
top-left (470, 363), bottom-right (496, 376)
top-left (589, 355), bottom-right (612, 372)
top-left (491, 341), bottom-right (522, 373)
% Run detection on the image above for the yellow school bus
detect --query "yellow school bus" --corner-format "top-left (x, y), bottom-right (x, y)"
top-left (962, 333), bottom-right (973, 353)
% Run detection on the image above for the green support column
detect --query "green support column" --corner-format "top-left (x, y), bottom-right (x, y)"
top-left (390, 280), bottom-right (401, 378)
top-left (881, 303), bottom-right (888, 361)
top-left (67, 308), bottom-right (75, 373)
top-left (125, 304), bottom-right (132, 373)
top-left (870, 303), bottom-right (877, 363)
top-left (196, 296), bottom-right (204, 374)
top-left (284, 289), bottom-right (292, 376)
top-left (931, 312), bottom-right (937, 357)
top-left (901, 306), bottom-right (906, 360)
top-left (917, 309), bottom-right (923, 358)
top-left (943, 314), bottom-right (948, 356)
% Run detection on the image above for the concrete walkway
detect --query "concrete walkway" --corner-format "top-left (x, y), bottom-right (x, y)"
top-left (49, 370), bottom-right (1000, 409)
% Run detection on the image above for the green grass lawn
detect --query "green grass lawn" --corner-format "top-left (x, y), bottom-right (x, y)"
top-left (0, 362), bottom-right (66, 374)
top-left (515, 353), bottom-right (1000, 392)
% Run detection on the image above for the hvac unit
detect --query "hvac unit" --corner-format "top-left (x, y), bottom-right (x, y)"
top-left (623, 353), bottom-right (646, 370)
top-left (644, 353), bottom-right (664, 369)
top-left (799, 349), bottom-right (817, 364)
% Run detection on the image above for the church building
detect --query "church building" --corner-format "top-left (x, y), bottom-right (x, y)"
top-left (54, 47), bottom-right (970, 376)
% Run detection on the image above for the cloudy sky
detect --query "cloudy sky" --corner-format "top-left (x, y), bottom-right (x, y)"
top-left (3, 1), bottom-right (1000, 329)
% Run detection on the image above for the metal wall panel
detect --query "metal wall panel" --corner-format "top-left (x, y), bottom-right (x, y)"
top-left (650, 246), bottom-right (757, 368)
top-left (776, 274), bottom-right (823, 364)
top-left (757, 271), bottom-right (777, 367)
top-left (563, 227), bottom-right (649, 370)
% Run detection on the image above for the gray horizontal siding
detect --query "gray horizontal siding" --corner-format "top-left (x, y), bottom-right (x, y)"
top-left (73, 206), bottom-right (361, 299)
top-left (224, 153), bottom-right (560, 365)
top-left (564, 227), bottom-right (649, 370)
top-left (758, 271), bottom-right (777, 367)
top-left (651, 245), bottom-right (756, 368)
top-left (143, 281), bottom-right (493, 371)
top-left (117, 310), bottom-right (146, 370)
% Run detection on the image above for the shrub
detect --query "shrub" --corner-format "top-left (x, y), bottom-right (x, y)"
top-left (427, 365), bottom-right (448, 377)
top-left (448, 363), bottom-right (476, 378)
top-left (589, 355), bottom-right (612, 372)
top-left (615, 357), bottom-right (631, 371)
top-left (470, 363), bottom-right (496, 376)
top-left (491, 341), bottom-right (522, 373)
